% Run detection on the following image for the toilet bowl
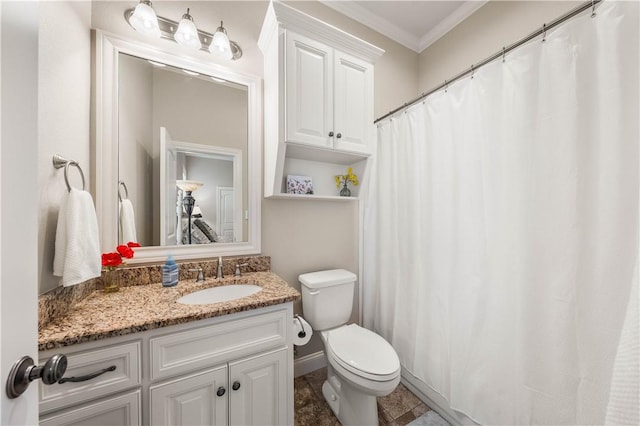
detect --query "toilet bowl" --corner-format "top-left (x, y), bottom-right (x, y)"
top-left (299, 269), bottom-right (401, 426)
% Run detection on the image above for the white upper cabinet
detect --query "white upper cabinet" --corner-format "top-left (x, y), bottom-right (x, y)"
top-left (259, 1), bottom-right (384, 199)
top-left (285, 33), bottom-right (334, 149)
top-left (285, 32), bottom-right (373, 155)
top-left (333, 51), bottom-right (373, 154)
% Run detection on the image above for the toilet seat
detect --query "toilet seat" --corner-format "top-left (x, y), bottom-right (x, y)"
top-left (326, 324), bottom-right (400, 382)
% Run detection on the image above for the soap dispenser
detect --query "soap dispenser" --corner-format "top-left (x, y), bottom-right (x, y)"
top-left (162, 255), bottom-right (179, 287)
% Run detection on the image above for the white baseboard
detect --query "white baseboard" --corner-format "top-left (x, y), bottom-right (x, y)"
top-left (294, 351), bottom-right (327, 377)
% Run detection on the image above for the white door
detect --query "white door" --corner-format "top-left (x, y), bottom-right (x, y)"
top-left (217, 187), bottom-right (235, 242)
top-left (228, 348), bottom-right (288, 426)
top-left (159, 127), bottom-right (178, 246)
top-left (333, 50), bottom-right (373, 155)
top-left (0, 2), bottom-right (40, 424)
top-left (285, 32), bottom-right (333, 149)
top-left (150, 366), bottom-right (228, 426)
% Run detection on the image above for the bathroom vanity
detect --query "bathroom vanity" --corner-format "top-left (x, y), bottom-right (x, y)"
top-left (38, 272), bottom-right (299, 426)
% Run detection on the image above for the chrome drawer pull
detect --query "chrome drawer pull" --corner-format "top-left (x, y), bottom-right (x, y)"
top-left (58, 365), bottom-right (116, 384)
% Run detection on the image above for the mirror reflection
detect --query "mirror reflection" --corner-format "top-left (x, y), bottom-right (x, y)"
top-left (118, 53), bottom-right (248, 247)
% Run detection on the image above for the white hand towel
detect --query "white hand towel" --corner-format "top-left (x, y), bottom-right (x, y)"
top-left (119, 199), bottom-right (137, 244)
top-left (53, 188), bottom-right (101, 287)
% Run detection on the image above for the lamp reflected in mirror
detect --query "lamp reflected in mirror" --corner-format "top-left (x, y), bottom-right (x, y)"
top-left (176, 180), bottom-right (203, 245)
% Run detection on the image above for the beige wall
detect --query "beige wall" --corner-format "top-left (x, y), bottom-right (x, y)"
top-left (38, 1), bottom-right (92, 294)
top-left (418, 1), bottom-right (582, 92)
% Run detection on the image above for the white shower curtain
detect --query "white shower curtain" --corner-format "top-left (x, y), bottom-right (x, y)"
top-left (363, 2), bottom-right (639, 424)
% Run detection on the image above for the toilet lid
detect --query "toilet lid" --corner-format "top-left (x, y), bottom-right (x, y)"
top-left (327, 324), bottom-right (400, 380)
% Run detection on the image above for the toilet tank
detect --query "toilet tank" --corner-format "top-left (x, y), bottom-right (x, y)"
top-left (299, 269), bottom-right (357, 331)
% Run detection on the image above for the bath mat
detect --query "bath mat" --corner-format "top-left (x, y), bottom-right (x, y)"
top-left (408, 410), bottom-right (450, 426)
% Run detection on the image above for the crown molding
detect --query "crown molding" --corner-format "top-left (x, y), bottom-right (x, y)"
top-left (319, 0), bottom-right (421, 52)
top-left (320, 0), bottom-right (487, 54)
top-left (266, 1), bottom-right (384, 63)
top-left (418, 1), bottom-right (488, 52)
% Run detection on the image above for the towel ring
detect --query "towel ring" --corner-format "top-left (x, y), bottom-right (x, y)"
top-left (118, 181), bottom-right (129, 202)
top-left (52, 154), bottom-right (86, 192)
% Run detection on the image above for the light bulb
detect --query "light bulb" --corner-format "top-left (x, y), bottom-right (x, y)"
top-left (174, 9), bottom-right (202, 50)
top-left (209, 21), bottom-right (233, 60)
top-left (128, 0), bottom-right (161, 38)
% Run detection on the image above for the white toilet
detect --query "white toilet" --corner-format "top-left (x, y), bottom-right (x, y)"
top-left (299, 269), bottom-right (401, 426)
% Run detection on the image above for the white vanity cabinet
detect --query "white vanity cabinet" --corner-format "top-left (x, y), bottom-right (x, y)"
top-left (259, 1), bottom-right (384, 199)
top-left (39, 304), bottom-right (294, 426)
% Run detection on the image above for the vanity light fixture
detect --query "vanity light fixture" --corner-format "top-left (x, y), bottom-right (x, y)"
top-left (128, 0), bottom-right (161, 38)
top-left (124, 4), bottom-right (243, 60)
top-left (209, 21), bottom-right (233, 60)
top-left (174, 8), bottom-right (201, 50)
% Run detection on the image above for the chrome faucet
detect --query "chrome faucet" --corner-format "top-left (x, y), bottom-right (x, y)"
top-left (234, 263), bottom-right (249, 277)
top-left (188, 268), bottom-right (205, 283)
top-left (216, 256), bottom-right (224, 279)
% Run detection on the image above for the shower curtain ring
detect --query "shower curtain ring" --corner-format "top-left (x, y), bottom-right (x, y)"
top-left (591, 0), bottom-right (597, 18)
top-left (542, 23), bottom-right (547, 43)
top-left (502, 47), bottom-right (507, 63)
top-left (470, 65), bottom-right (475, 79)
top-left (444, 80), bottom-right (448, 93)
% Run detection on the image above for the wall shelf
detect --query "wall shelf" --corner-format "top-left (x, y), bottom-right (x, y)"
top-left (267, 193), bottom-right (359, 202)
top-left (259, 1), bottom-right (384, 201)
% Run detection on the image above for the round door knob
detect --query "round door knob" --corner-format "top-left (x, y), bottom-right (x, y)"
top-left (216, 387), bottom-right (226, 397)
top-left (39, 354), bottom-right (68, 385)
top-left (336, 133), bottom-right (342, 139)
top-left (232, 381), bottom-right (241, 391)
top-left (328, 131), bottom-right (334, 137)
top-left (6, 354), bottom-right (68, 399)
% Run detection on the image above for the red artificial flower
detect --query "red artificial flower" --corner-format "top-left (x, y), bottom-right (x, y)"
top-left (116, 244), bottom-right (135, 259)
top-left (102, 252), bottom-right (122, 267)
top-left (127, 241), bottom-right (141, 248)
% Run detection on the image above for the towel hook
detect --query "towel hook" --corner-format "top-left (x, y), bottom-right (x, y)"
top-left (52, 154), bottom-right (85, 192)
top-left (118, 181), bottom-right (129, 202)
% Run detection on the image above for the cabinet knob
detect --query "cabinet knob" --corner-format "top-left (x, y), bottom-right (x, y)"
top-left (232, 381), bottom-right (241, 391)
top-left (336, 133), bottom-right (342, 139)
top-left (216, 387), bottom-right (226, 397)
top-left (328, 131), bottom-right (334, 137)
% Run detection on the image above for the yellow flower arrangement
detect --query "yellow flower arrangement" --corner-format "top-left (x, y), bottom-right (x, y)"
top-left (335, 167), bottom-right (358, 196)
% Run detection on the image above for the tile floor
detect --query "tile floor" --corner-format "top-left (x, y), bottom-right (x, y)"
top-left (295, 367), bottom-right (433, 426)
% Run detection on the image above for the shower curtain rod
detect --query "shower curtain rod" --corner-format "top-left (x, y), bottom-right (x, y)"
top-left (374, 0), bottom-right (602, 124)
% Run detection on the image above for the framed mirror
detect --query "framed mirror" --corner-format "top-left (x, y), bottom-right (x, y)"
top-left (94, 31), bottom-right (261, 264)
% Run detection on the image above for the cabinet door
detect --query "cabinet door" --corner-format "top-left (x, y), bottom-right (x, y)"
top-left (228, 348), bottom-right (288, 426)
top-left (285, 32), bottom-right (333, 149)
top-left (39, 389), bottom-right (141, 426)
top-left (150, 366), bottom-right (228, 426)
top-left (333, 50), bottom-right (373, 155)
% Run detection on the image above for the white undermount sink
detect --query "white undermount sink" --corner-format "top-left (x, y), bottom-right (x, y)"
top-left (177, 284), bottom-right (263, 305)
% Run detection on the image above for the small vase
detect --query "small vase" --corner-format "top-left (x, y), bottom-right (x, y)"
top-left (339, 182), bottom-right (351, 197)
top-left (102, 267), bottom-right (120, 293)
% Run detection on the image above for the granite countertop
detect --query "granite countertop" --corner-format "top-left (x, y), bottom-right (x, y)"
top-left (39, 272), bottom-right (300, 351)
